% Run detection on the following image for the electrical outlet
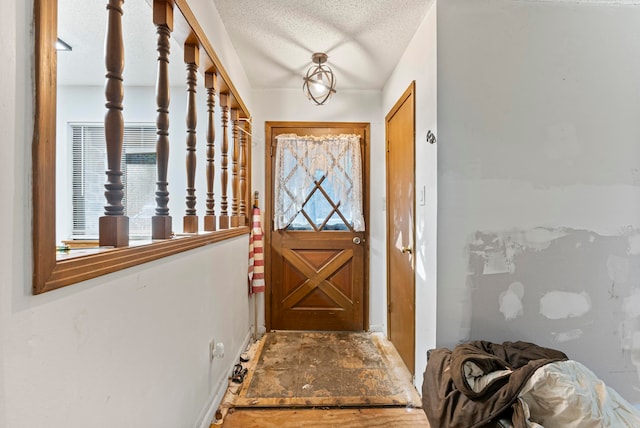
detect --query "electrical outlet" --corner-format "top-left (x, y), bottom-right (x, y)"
top-left (215, 342), bottom-right (225, 359)
top-left (209, 339), bottom-right (215, 362)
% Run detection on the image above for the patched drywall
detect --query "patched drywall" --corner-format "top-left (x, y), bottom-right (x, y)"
top-left (499, 282), bottom-right (524, 320)
top-left (467, 228), bottom-right (640, 401)
top-left (438, 0), bottom-right (640, 406)
top-left (540, 291), bottom-right (591, 320)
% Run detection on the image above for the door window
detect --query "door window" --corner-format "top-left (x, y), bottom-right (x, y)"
top-left (273, 134), bottom-right (365, 231)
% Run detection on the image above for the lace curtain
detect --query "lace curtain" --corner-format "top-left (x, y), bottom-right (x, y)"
top-left (274, 134), bottom-right (365, 231)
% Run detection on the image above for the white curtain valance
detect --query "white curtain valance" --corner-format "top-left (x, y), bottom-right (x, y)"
top-left (274, 133), bottom-right (365, 231)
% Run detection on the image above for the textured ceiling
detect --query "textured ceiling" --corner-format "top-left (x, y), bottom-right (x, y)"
top-left (57, 0), bottom-right (162, 86)
top-left (57, 0), bottom-right (638, 89)
top-left (57, 0), bottom-right (432, 90)
top-left (212, 0), bottom-right (432, 90)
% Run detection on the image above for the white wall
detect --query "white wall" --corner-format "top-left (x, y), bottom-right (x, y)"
top-left (438, 0), bottom-right (640, 403)
top-left (382, 0), bottom-right (437, 391)
top-left (5, 239), bottom-right (250, 428)
top-left (250, 88), bottom-right (384, 334)
top-left (1, 0), bottom-right (256, 427)
top-left (0, 0), bottom-right (18, 425)
top-left (187, 0), bottom-right (252, 113)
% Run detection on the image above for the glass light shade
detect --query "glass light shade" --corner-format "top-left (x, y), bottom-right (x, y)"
top-left (302, 53), bottom-right (336, 105)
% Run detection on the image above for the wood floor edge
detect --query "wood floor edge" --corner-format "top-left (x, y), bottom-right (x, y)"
top-left (228, 403), bottom-right (422, 410)
top-left (211, 337), bottom-right (266, 426)
top-left (235, 336), bottom-right (267, 397)
top-left (232, 396), bottom-right (422, 409)
top-left (217, 407), bottom-right (430, 428)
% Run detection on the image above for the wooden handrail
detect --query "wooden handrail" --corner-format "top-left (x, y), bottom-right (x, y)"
top-left (173, 0), bottom-right (250, 116)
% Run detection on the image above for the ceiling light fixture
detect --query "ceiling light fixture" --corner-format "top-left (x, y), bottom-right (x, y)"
top-left (302, 52), bottom-right (336, 105)
top-left (56, 38), bottom-right (72, 51)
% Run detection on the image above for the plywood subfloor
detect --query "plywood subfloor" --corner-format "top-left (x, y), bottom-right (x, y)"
top-left (221, 407), bottom-right (430, 428)
top-left (212, 332), bottom-right (427, 427)
top-left (234, 331), bottom-right (422, 408)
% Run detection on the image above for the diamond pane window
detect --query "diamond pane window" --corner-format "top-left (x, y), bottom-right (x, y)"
top-left (274, 134), bottom-right (364, 232)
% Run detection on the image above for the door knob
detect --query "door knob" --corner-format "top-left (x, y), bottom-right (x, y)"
top-left (401, 246), bottom-right (412, 254)
top-left (352, 237), bottom-right (362, 245)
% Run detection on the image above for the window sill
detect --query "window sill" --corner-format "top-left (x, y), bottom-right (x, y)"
top-left (38, 226), bottom-right (249, 294)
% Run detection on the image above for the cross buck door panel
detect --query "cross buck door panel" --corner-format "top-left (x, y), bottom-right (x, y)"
top-left (266, 123), bottom-right (369, 332)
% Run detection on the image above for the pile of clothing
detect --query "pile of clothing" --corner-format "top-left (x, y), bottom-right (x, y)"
top-left (422, 340), bottom-right (640, 427)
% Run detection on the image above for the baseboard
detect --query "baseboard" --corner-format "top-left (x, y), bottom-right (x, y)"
top-left (368, 324), bottom-right (386, 333)
top-left (194, 329), bottom-right (254, 428)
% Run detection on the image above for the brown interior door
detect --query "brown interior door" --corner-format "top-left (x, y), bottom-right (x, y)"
top-left (266, 123), bottom-right (370, 332)
top-left (386, 83), bottom-right (416, 374)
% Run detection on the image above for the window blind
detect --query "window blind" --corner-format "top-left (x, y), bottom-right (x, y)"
top-left (71, 123), bottom-right (157, 239)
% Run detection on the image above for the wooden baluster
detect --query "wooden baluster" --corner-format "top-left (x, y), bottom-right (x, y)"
top-left (100, 0), bottom-right (129, 247)
top-left (183, 43), bottom-right (199, 233)
top-left (230, 108), bottom-right (239, 227)
top-left (204, 71), bottom-right (217, 231)
top-left (151, 0), bottom-right (173, 239)
top-left (238, 118), bottom-right (247, 225)
top-left (219, 93), bottom-right (230, 229)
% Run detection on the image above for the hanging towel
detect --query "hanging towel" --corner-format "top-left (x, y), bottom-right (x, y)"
top-left (248, 206), bottom-right (265, 293)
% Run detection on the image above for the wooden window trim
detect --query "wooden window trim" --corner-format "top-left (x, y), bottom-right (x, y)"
top-left (44, 229), bottom-right (248, 292)
top-left (33, 0), bottom-right (251, 294)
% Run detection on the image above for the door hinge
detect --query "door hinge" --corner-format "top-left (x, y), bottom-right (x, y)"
top-left (388, 302), bottom-right (392, 313)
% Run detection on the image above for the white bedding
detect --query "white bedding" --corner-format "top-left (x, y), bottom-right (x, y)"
top-left (518, 360), bottom-right (640, 428)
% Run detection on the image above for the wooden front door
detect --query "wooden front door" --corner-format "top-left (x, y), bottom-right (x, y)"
top-left (386, 83), bottom-right (416, 374)
top-left (266, 122), bottom-right (369, 331)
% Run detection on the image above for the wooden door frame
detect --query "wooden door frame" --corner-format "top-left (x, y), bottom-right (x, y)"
top-left (385, 82), bottom-right (416, 371)
top-left (264, 121), bottom-right (371, 332)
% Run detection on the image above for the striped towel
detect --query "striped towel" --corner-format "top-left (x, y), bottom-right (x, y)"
top-left (248, 206), bottom-right (265, 293)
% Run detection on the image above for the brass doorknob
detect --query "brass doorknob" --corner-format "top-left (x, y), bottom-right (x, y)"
top-left (401, 246), bottom-right (412, 254)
